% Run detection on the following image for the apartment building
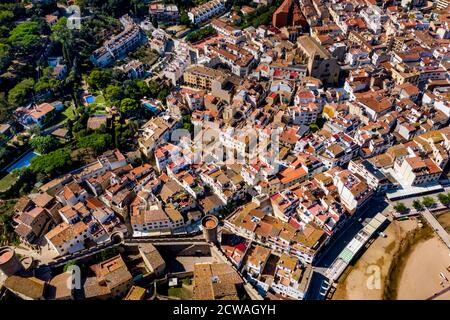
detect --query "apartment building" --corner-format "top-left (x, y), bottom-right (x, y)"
top-left (199, 164), bottom-right (247, 204)
top-left (272, 0), bottom-right (305, 29)
top-left (130, 202), bottom-right (184, 235)
top-left (149, 3), bottom-right (180, 25)
top-left (348, 159), bottom-right (390, 192)
top-left (138, 115), bottom-right (182, 157)
top-left (436, 0), bottom-right (449, 10)
top-left (289, 103), bottom-right (321, 125)
top-left (211, 18), bottom-right (245, 44)
top-left (45, 221), bottom-right (89, 256)
top-left (188, 0), bottom-right (226, 25)
top-left (84, 255), bottom-right (132, 299)
top-left (183, 65), bottom-right (227, 90)
top-left (163, 41), bottom-right (191, 86)
top-left (90, 15), bottom-right (144, 67)
top-left (296, 36), bottom-right (340, 85)
top-left (117, 60), bottom-right (145, 79)
top-left (360, 5), bottom-right (387, 34)
top-left (394, 156), bottom-right (442, 187)
top-left (333, 170), bottom-right (373, 214)
top-left (206, 42), bottom-right (256, 77)
top-left (270, 253), bottom-right (306, 299)
top-left (224, 203), bottom-right (326, 264)
top-left (244, 245), bottom-right (271, 278)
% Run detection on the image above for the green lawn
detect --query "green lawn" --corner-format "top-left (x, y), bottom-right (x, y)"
top-left (0, 173), bottom-right (18, 193)
top-left (168, 286), bottom-right (192, 299)
top-left (62, 104), bottom-right (76, 120)
top-left (94, 95), bottom-right (106, 106)
top-left (88, 95), bottom-right (107, 113)
top-left (43, 104), bottom-right (76, 129)
top-left (180, 277), bottom-right (192, 286)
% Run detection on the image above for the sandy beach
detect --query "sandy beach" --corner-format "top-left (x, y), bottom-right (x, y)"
top-left (396, 237), bottom-right (450, 300)
top-left (333, 219), bottom-right (418, 300)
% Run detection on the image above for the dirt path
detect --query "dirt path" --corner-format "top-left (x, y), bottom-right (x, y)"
top-left (396, 237), bottom-right (450, 300)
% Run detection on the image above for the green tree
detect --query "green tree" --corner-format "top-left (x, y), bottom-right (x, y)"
top-left (87, 69), bottom-right (111, 90)
top-left (7, 78), bottom-right (35, 106)
top-left (412, 200), bottom-right (423, 211)
top-left (180, 11), bottom-right (190, 25)
top-left (182, 115), bottom-right (193, 133)
top-left (135, 80), bottom-right (150, 97)
top-left (147, 80), bottom-right (160, 97)
top-left (185, 26), bottom-right (216, 43)
top-left (309, 123), bottom-right (319, 132)
top-left (119, 98), bottom-right (139, 118)
top-left (157, 88), bottom-right (169, 103)
top-left (30, 135), bottom-right (60, 154)
top-left (8, 21), bottom-right (41, 52)
top-left (27, 124), bottom-right (41, 136)
top-left (105, 84), bottom-right (123, 105)
top-left (0, 43), bottom-right (11, 71)
top-left (77, 133), bottom-right (112, 154)
top-left (437, 193), bottom-right (450, 206)
top-left (422, 196), bottom-right (435, 208)
top-left (30, 148), bottom-right (73, 176)
top-left (50, 17), bottom-right (76, 66)
top-left (393, 202), bottom-right (408, 214)
top-left (34, 78), bottom-right (52, 93)
top-left (63, 261), bottom-right (77, 272)
top-left (0, 10), bottom-right (14, 24)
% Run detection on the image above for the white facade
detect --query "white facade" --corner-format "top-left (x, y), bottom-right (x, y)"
top-left (188, 0), bottom-right (226, 25)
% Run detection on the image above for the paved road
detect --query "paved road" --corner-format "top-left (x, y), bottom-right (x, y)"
top-left (422, 209), bottom-right (450, 249)
top-left (314, 196), bottom-right (390, 268)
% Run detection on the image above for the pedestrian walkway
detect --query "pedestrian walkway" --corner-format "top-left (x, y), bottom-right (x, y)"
top-left (422, 209), bottom-right (450, 249)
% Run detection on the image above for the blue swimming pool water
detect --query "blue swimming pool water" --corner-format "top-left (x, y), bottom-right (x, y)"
top-left (85, 95), bottom-right (95, 104)
top-left (7, 151), bottom-right (40, 173)
top-left (143, 102), bottom-right (159, 113)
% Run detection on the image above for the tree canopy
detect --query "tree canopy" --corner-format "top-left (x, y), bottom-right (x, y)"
top-left (30, 135), bottom-right (60, 154)
top-left (412, 200), bottom-right (423, 211)
top-left (87, 69), bottom-right (112, 90)
top-left (186, 26), bottom-right (216, 43)
top-left (7, 78), bottom-right (35, 106)
top-left (437, 193), bottom-right (450, 206)
top-left (0, 43), bottom-right (11, 72)
top-left (119, 98), bottom-right (139, 118)
top-left (393, 202), bottom-right (407, 214)
top-left (8, 21), bottom-right (41, 53)
top-left (30, 148), bottom-right (73, 176)
top-left (422, 196), bottom-right (435, 208)
top-left (77, 132), bottom-right (112, 155)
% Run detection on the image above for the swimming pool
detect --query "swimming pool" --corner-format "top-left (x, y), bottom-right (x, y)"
top-left (143, 102), bottom-right (159, 113)
top-left (6, 151), bottom-right (40, 173)
top-left (85, 95), bottom-right (95, 104)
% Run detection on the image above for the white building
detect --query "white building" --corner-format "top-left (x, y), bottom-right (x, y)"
top-left (289, 103), bottom-right (321, 125)
top-left (360, 5), bottom-right (387, 34)
top-left (188, 0), bottom-right (226, 25)
top-left (90, 15), bottom-right (144, 67)
top-left (394, 156), bottom-right (442, 187)
top-left (270, 254), bottom-right (306, 300)
top-left (333, 170), bottom-right (373, 213)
